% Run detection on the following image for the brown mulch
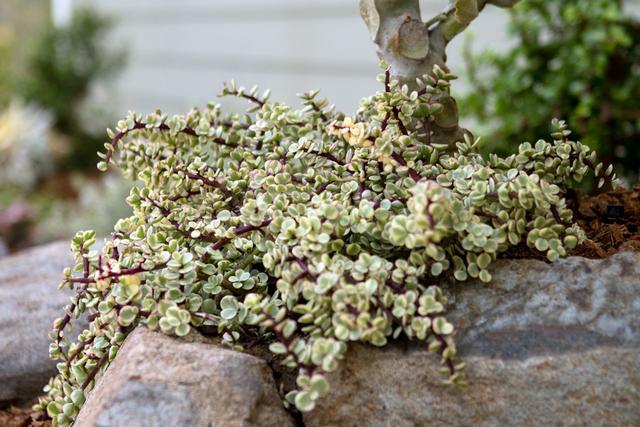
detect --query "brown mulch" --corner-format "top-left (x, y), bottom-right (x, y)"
top-left (500, 185), bottom-right (640, 261)
top-left (0, 406), bottom-right (50, 427)
top-left (572, 185), bottom-right (640, 257)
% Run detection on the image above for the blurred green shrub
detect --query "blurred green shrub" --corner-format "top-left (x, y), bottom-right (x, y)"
top-left (0, 8), bottom-right (126, 251)
top-left (462, 0), bottom-right (640, 179)
top-left (0, 26), bottom-right (13, 108)
top-left (18, 8), bottom-right (125, 170)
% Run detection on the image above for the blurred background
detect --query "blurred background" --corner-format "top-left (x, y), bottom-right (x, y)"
top-left (0, 0), bottom-right (638, 255)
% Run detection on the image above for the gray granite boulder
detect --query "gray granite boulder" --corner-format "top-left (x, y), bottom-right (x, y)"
top-left (0, 240), bottom-right (84, 407)
top-left (305, 252), bottom-right (640, 427)
top-left (74, 327), bottom-right (295, 427)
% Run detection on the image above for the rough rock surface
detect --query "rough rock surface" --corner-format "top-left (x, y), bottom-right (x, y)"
top-left (5, 240), bottom-right (639, 425)
top-left (305, 252), bottom-right (640, 427)
top-left (0, 241), bottom-right (84, 407)
top-left (74, 327), bottom-right (295, 427)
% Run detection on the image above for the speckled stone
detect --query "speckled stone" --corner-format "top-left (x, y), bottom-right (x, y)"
top-left (75, 327), bottom-right (295, 427)
top-left (0, 241), bottom-right (85, 407)
top-left (305, 252), bottom-right (640, 427)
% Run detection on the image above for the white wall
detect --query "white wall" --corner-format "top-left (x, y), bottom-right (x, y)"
top-left (71, 1), bottom-right (527, 115)
top-left (92, 0), bottom-right (395, 114)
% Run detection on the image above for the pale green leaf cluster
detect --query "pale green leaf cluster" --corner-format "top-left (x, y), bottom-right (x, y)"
top-left (38, 65), bottom-right (614, 425)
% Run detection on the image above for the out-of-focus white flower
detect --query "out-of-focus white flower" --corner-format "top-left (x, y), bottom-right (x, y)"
top-left (0, 100), bottom-right (53, 189)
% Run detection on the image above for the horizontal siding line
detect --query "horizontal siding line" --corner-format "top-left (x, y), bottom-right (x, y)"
top-left (113, 87), bottom-right (203, 108)
top-left (93, 0), bottom-right (351, 8)
top-left (124, 52), bottom-right (377, 77)
top-left (112, 83), bottom-right (331, 100)
top-left (111, 85), bottom-right (343, 113)
top-left (101, 6), bottom-right (360, 25)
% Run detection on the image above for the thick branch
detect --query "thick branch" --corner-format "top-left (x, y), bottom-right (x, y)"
top-left (359, 0), bottom-right (520, 147)
top-left (361, 0), bottom-right (522, 82)
top-left (436, 0), bottom-right (521, 43)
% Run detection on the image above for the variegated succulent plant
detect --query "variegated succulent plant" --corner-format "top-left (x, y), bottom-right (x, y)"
top-left (37, 62), bottom-right (616, 425)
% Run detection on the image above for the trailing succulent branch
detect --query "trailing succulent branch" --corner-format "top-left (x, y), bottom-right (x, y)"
top-left (37, 64), bottom-right (616, 425)
top-left (359, 0), bottom-right (521, 146)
